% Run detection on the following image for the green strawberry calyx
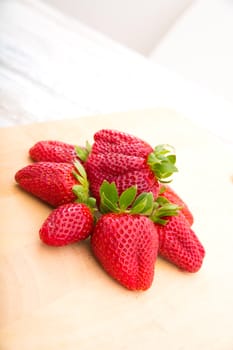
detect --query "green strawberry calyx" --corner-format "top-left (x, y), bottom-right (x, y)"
top-left (75, 141), bottom-right (92, 162)
top-left (150, 196), bottom-right (181, 225)
top-left (99, 180), bottom-right (153, 215)
top-left (147, 144), bottom-right (178, 183)
top-left (72, 160), bottom-right (96, 210)
top-left (99, 180), bottom-right (181, 222)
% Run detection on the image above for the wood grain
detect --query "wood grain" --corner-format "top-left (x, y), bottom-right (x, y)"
top-left (0, 109), bottom-right (233, 349)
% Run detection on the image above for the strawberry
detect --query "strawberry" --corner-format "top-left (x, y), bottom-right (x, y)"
top-left (151, 199), bottom-right (205, 272)
top-left (15, 161), bottom-right (95, 208)
top-left (87, 153), bottom-right (148, 176)
top-left (86, 163), bottom-right (159, 203)
top-left (92, 129), bottom-right (153, 157)
top-left (159, 185), bottom-right (194, 225)
top-left (29, 140), bottom-right (90, 164)
top-left (39, 202), bottom-right (94, 246)
top-left (85, 129), bottom-right (178, 203)
top-left (91, 181), bottom-right (159, 291)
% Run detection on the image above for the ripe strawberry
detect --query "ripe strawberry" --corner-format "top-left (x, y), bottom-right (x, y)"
top-left (85, 129), bottom-right (178, 203)
top-left (152, 210), bottom-right (205, 273)
top-left (92, 129), bottom-right (153, 157)
top-left (94, 128), bottom-right (150, 147)
top-left (29, 140), bottom-right (90, 163)
top-left (91, 181), bottom-right (159, 291)
top-left (87, 153), bottom-right (148, 176)
top-left (39, 202), bottom-right (94, 246)
top-left (159, 185), bottom-right (194, 225)
top-left (86, 162), bottom-right (159, 204)
top-left (15, 161), bottom-right (94, 208)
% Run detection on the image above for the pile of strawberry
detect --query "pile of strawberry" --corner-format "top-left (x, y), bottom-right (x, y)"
top-left (14, 129), bottom-right (205, 291)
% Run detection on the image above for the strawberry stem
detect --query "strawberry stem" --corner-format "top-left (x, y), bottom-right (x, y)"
top-left (150, 196), bottom-right (181, 225)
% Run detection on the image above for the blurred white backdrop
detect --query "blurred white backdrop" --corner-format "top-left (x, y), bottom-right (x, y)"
top-left (43, 0), bottom-right (193, 55)
top-left (42, 0), bottom-right (233, 106)
top-left (150, 0), bottom-right (233, 105)
top-left (1, 0), bottom-right (232, 149)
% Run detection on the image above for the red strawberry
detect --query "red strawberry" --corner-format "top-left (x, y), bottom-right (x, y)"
top-left (113, 169), bottom-right (160, 199)
top-left (86, 155), bottom-right (159, 204)
top-left (39, 202), bottom-right (94, 246)
top-left (94, 129), bottom-right (151, 147)
top-left (91, 181), bottom-right (159, 291)
top-left (85, 129), bottom-right (178, 203)
top-left (29, 140), bottom-right (90, 163)
top-left (159, 185), bottom-right (194, 225)
top-left (92, 213), bottom-right (158, 290)
top-left (15, 161), bottom-right (94, 208)
top-left (88, 153), bottom-right (148, 176)
top-left (153, 211), bottom-right (205, 273)
top-left (92, 129), bottom-right (153, 157)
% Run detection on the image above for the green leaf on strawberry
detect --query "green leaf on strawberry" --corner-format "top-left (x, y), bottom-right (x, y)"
top-left (151, 196), bottom-right (181, 225)
top-left (119, 186), bottom-right (137, 210)
top-left (99, 180), bottom-right (181, 222)
top-left (100, 180), bottom-right (119, 205)
top-left (99, 180), bottom-right (154, 215)
top-left (147, 144), bottom-right (178, 182)
top-left (72, 161), bottom-right (96, 210)
top-left (130, 192), bottom-right (154, 215)
top-left (100, 192), bottom-right (118, 213)
top-left (72, 184), bottom-right (85, 200)
top-left (75, 141), bottom-right (92, 162)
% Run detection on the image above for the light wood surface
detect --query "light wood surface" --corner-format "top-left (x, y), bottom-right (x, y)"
top-left (0, 109), bottom-right (233, 349)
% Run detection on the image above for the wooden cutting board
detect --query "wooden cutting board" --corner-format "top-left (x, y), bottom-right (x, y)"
top-left (1, 109), bottom-right (233, 350)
